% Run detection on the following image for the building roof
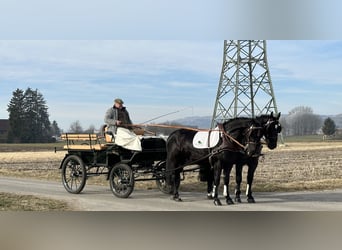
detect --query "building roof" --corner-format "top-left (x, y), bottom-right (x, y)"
top-left (0, 119), bottom-right (9, 131)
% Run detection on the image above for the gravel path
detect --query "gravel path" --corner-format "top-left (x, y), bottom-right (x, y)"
top-left (1, 176), bottom-right (342, 211)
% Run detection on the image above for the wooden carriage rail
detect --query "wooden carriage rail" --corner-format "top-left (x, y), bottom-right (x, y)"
top-left (61, 133), bottom-right (108, 151)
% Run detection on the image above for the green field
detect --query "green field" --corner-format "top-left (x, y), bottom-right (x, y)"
top-left (283, 134), bottom-right (342, 143)
top-left (0, 142), bottom-right (64, 152)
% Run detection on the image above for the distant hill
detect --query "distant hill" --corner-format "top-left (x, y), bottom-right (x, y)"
top-left (171, 114), bottom-right (342, 129)
top-left (171, 116), bottom-right (212, 129)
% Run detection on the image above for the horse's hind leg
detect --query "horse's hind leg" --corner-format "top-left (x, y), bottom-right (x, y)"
top-left (212, 162), bottom-right (222, 206)
top-left (223, 165), bottom-right (234, 205)
top-left (234, 164), bottom-right (243, 203)
top-left (206, 167), bottom-right (214, 199)
top-left (246, 161), bottom-right (258, 203)
top-left (171, 170), bottom-right (182, 202)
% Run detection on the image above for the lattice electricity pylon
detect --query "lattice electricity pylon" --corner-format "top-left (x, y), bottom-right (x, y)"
top-left (211, 40), bottom-right (280, 128)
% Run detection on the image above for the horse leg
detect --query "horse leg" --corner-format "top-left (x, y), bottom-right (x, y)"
top-left (171, 170), bottom-right (182, 202)
top-left (223, 165), bottom-right (234, 205)
top-left (206, 167), bottom-right (214, 199)
top-left (246, 161), bottom-right (257, 203)
top-left (212, 161), bottom-right (222, 206)
top-left (234, 164), bottom-right (243, 203)
top-left (167, 159), bottom-right (182, 202)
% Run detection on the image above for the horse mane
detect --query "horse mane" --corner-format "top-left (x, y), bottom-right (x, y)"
top-left (255, 114), bottom-right (271, 124)
top-left (221, 117), bottom-right (255, 133)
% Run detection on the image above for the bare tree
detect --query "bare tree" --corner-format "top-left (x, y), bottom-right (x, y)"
top-left (84, 124), bottom-right (96, 134)
top-left (69, 120), bottom-right (83, 133)
top-left (286, 106), bottom-right (322, 136)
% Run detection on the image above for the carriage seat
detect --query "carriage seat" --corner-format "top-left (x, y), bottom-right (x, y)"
top-left (61, 133), bottom-right (108, 151)
top-left (103, 126), bottom-right (114, 143)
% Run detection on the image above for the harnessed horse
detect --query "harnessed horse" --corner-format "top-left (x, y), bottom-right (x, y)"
top-left (209, 118), bottom-right (265, 205)
top-left (165, 117), bottom-right (264, 204)
top-left (232, 112), bottom-right (282, 203)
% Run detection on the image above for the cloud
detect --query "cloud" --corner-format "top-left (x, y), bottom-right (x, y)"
top-left (2, 40), bottom-right (342, 130)
top-left (268, 40), bottom-right (342, 85)
top-left (0, 40), bottom-right (222, 129)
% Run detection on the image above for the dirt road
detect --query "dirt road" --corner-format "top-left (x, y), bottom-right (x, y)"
top-left (1, 176), bottom-right (342, 211)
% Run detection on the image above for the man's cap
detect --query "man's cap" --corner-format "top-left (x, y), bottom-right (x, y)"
top-left (114, 98), bottom-right (124, 104)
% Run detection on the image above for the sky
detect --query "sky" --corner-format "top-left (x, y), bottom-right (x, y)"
top-left (1, 40), bottom-right (342, 131)
top-left (1, 1), bottom-right (342, 131)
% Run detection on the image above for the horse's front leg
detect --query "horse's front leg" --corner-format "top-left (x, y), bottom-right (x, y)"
top-left (223, 165), bottom-right (234, 205)
top-left (246, 160), bottom-right (258, 203)
top-left (234, 164), bottom-right (243, 203)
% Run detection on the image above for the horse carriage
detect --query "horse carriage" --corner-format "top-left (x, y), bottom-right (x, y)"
top-left (59, 128), bottom-right (169, 198)
top-left (59, 112), bottom-right (282, 205)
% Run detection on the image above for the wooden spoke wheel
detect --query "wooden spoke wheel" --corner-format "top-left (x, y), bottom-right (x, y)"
top-left (109, 163), bottom-right (134, 198)
top-left (61, 155), bottom-right (87, 194)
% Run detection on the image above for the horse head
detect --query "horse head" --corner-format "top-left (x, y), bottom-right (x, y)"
top-left (258, 112), bottom-right (282, 150)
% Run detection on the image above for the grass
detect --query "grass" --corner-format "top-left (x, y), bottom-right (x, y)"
top-left (283, 134), bottom-right (342, 143)
top-left (0, 192), bottom-right (72, 211)
top-left (0, 142), bottom-right (64, 152)
top-left (0, 143), bottom-right (70, 211)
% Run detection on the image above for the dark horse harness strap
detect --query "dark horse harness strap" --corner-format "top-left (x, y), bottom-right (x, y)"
top-left (217, 123), bottom-right (246, 151)
top-left (163, 122), bottom-right (264, 174)
top-left (206, 124), bottom-right (248, 165)
top-left (211, 123), bottom-right (264, 158)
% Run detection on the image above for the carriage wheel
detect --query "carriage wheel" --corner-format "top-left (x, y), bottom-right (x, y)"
top-left (155, 161), bottom-right (172, 194)
top-left (61, 155), bottom-right (87, 194)
top-left (109, 163), bottom-right (134, 198)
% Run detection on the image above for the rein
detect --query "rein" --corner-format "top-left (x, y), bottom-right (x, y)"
top-left (125, 123), bottom-right (247, 150)
top-left (125, 123), bottom-right (207, 132)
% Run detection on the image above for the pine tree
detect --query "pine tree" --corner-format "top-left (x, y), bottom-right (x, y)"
top-left (7, 87), bottom-right (52, 143)
top-left (7, 89), bottom-right (25, 142)
top-left (322, 117), bottom-right (336, 136)
top-left (51, 120), bottom-right (61, 137)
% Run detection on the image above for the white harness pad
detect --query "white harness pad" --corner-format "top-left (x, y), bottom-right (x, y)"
top-left (193, 128), bottom-right (220, 149)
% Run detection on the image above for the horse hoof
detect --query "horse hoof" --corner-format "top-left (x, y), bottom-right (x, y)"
top-left (226, 198), bottom-right (234, 205)
top-left (170, 196), bottom-right (182, 202)
top-left (214, 199), bottom-right (222, 206)
top-left (247, 197), bottom-right (255, 203)
top-left (234, 197), bottom-right (242, 203)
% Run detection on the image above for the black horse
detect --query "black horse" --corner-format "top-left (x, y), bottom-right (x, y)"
top-left (165, 118), bottom-right (264, 204)
top-left (208, 118), bottom-right (265, 205)
top-left (232, 112), bottom-right (282, 203)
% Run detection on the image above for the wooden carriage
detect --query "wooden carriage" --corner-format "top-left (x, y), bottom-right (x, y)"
top-left (59, 130), bottom-right (169, 198)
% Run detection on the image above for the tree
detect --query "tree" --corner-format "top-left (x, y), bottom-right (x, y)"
top-left (285, 106), bottom-right (322, 136)
top-left (84, 125), bottom-right (96, 134)
top-left (279, 116), bottom-right (289, 136)
top-left (7, 88), bottom-right (52, 143)
top-left (322, 117), bottom-right (336, 136)
top-left (22, 88), bottom-right (51, 142)
top-left (69, 120), bottom-right (83, 133)
top-left (7, 89), bottom-right (25, 142)
top-left (51, 120), bottom-right (61, 137)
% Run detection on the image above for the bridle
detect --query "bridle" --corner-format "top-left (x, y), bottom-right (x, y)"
top-left (220, 122), bottom-right (263, 156)
top-left (264, 119), bottom-right (282, 140)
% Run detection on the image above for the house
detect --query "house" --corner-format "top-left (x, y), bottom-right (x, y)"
top-left (0, 119), bottom-right (9, 143)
